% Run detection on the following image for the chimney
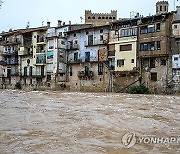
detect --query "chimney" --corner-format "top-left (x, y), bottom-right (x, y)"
top-left (69, 21), bottom-right (71, 25)
top-left (47, 21), bottom-right (51, 28)
top-left (58, 20), bottom-right (62, 27)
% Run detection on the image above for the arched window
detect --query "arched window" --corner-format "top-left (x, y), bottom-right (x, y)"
top-left (98, 17), bottom-right (101, 19)
top-left (109, 17), bottom-right (112, 19)
top-left (88, 16), bottom-right (91, 19)
top-left (92, 16), bottom-right (95, 19)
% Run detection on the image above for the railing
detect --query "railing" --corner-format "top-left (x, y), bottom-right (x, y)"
top-left (2, 38), bottom-right (21, 45)
top-left (47, 32), bottom-right (57, 38)
top-left (21, 71), bottom-right (45, 77)
top-left (2, 51), bottom-right (18, 55)
top-left (78, 71), bottom-right (94, 79)
top-left (1, 60), bottom-right (18, 65)
top-left (84, 39), bottom-right (108, 46)
top-left (67, 43), bottom-right (79, 50)
top-left (68, 59), bottom-right (82, 64)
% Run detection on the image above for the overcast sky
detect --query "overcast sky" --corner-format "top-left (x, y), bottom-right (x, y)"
top-left (0, 0), bottom-right (179, 32)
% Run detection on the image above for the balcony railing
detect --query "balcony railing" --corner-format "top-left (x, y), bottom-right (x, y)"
top-left (67, 43), bottom-right (79, 50)
top-left (1, 60), bottom-right (18, 65)
top-left (69, 59), bottom-right (82, 64)
top-left (2, 38), bottom-right (21, 45)
top-left (21, 71), bottom-right (45, 77)
top-left (78, 71), bottom-right (94, 79)
top-left (2, 51), bottom-right (18, 56)
top-left (47, 32), bottom-right (57, 38)
top-left (84, 39), bottom-right (108, 47)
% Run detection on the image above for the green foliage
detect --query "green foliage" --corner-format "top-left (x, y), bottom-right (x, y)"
top-left (128, 84), bottom-right (149, 94)
top-left (15, 82), bottom-right (22, 90)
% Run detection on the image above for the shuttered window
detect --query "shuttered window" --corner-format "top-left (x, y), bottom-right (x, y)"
top-left (120, 44), bottom-right (132, 51)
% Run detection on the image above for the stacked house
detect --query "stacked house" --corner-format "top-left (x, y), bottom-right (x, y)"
top-left (0, 1), bottom-right (180, 93)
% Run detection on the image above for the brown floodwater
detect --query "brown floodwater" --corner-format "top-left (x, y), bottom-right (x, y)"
top-left (0, 90), bottom-right (179, 154)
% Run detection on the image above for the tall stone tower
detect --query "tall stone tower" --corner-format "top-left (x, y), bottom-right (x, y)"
top-left (156, 1), bottom-right (169, 14)
top-left (85, 10), bottom-right (117, 26)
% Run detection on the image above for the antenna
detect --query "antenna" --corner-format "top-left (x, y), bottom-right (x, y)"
top-left (26, 22), bottom-right (30, 29)
top-left (80, 16), bottom-right (84, 23)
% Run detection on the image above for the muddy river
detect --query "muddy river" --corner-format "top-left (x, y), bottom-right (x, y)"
top-left (0, 90), bottom-right (179, 154)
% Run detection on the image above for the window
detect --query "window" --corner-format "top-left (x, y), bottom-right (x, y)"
top-left (84, 66), bottom-right (89, 75)
top-left (140, 26), bottom-right (148, 34)
top-left (131, 59), bottom-right (134, 63)
top-left (100, 29), bottom-right (103, 33)
top-left (92, 16), bottom-right (95, 19)
top-left (140, 42), bottom-right (155, 51)
top-left (164, 6), bottom-right (167, 11)
top-left (100, 35), bottom-right (103, 41)
top-left (98, 17), bottom-right (101, 19)
top-left (156, 23), bottom-right (161, 32)
top-left (121, 29), bottom-right (128, 37)
top-left (102, 17), bottom-right (105, 19)
top-left (148, 25), bottom-right (155, 33)
top-left (106, 17), bottom-right (108, 19)
top-left (117, 59), bottom-right (124, 67)
top-left (29, 66), bottom-right (33, 76)
top-left (88, 35), bottom-right (93, 45)
top-left (150, 59), bottom-right (156, 68)
top-left (161, 59), bottom-right (166, 66)
top-left (120, 44), bottom-right (132, 51)
top-left (24, 67), bottom-right (27, 76)
top-left (109, 17), bottom-right (112, 19)
top-left (74, 52), bottom-right (78, 62)
top-left (69, 66), bottom-right (73, 76)
top-left (157, 41), bottom-right (161, 50)
top-left (174, 25), bottom-right (178, 29)
top-left (74, 34), bottom-right (76, 37)
top-left (174, 57), bottom-right (178, 61)
top-left (113, 17), bottom-right (116, 19)
top-left (86, 31), bottom-right (89, 35)
top-left (88, 16), bottom-right (91, 19)
top-left (160, 6), bottom-right (162, 11)
top-left (98, 63), bottom-right (103, 75)
top-left (47, 75), bottom-right (51, 82)
top-left (151, 73), bottom-right (157, 81)
top-left (85, 52), bottom-right (90, 62)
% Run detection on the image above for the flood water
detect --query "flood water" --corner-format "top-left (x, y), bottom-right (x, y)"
top-left (0, 90), bottom-right (179, 154)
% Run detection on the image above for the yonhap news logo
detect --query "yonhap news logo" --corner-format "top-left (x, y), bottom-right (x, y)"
top-left (122, 132), bottom-right (180, 148)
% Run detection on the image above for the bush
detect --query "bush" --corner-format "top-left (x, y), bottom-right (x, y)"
top-left (128, 84), bottom-right (149, 94)
top-left (15, 82), bottom-right (22, 89)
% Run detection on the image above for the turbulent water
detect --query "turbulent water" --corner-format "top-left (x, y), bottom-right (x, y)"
top-left (0, 90), bottom-right (179, 154)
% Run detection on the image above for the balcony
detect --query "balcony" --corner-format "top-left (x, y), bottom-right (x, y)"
top-left (1, 60), bottom-right (18, 65)
top-left (37, 36), bottom-right (46, 45)
top-left (84, 39), bottom-right (108, 47)
top-left (2, 38), bottom-right (21, 45)
top-left (2, 51), bottom-right (18, 56)
top-left (69, 59), bottom-right (82, 64)
top-left (36, 54), bottom-right (46, 65)
top-left (21, 71), bottom-right (45, 77)
top-left (78, 71), bottom-right (94, 80)
top-left (67, 42), bottom-right (79, 50)
top-left (18, 47), bottom-right (33, 56)
top-left (11, 71), bottom-right (20, 76)
top-left (47, 32), bottom-right (57, 38)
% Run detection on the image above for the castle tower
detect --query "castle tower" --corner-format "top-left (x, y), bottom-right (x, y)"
top-left (85, 10), bottom-right (117, 26)
top-left (156, 1), bottom-right (169, 14)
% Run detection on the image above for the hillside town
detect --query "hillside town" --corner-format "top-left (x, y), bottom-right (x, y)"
top-left (0, 1), bottom-right (180, 94)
